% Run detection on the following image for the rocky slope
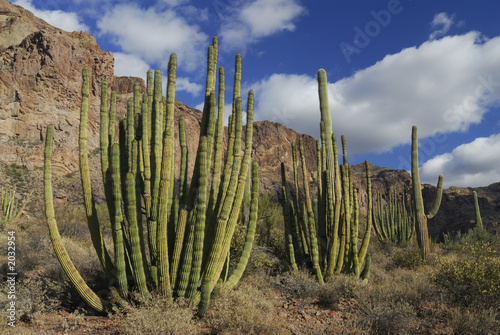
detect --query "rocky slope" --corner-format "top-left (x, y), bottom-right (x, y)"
top-left (0, 0), bottom-right (498, 239)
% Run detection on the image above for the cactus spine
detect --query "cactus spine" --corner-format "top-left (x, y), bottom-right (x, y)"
top-left (44, 38), bottom-right (258, 315)
top-left (411, 125), bottom-right (444, 259)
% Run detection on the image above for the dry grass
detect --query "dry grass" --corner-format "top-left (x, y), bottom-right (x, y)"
top-left (202, 273), bottom-right (287, 335)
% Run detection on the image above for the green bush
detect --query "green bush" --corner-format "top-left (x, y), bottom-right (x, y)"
top-left (391, 247), bottom-right (427, 270)
top-left (433, 243), bottom-right (500, 308)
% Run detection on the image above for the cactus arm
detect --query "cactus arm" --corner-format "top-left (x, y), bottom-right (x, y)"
top-left (44, 126), bottom-right (110, 312)
top-left (224, 161), bottom-right (259, 290)
top-left (426, 174), bottom-right (444, 219)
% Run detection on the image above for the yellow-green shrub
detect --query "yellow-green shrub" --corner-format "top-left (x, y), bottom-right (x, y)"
top-left (433, 243), bottom-right (500, 308)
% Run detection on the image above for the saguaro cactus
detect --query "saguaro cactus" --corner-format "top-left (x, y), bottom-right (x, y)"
top-left (44, 37), bottom-right (259, 315)
top-left (410, 125), bottom-right (443, 259)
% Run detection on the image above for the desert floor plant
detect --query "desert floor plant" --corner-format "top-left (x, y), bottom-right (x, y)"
top-left (1, 186), bottom-right (32, 225)
top-left (44, 36), bottom-right (259, 316)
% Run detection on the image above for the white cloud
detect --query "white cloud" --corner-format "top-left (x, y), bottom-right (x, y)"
top-left (14, 0), bottom-right (89, 32)
top-left (159, 0), bottom-right (191, 7)
top-left (176, 77), bottom-right (203, 96)
top-left (113, 52), bottom-right (150, 79)
top-left (219, 0), bottom-right (305, 51)
top-left (429, 12), bottom-right (455, 40)
top-left (97, 4), bottom-right (208, 71)
top-left (421, 134), bottom-right (500, 187)
top-left (250, 32), bottom-right (500, 157)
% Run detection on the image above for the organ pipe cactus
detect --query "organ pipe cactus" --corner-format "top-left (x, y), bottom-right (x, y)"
top-left (473, 191), bottom-right (484, 230)
top-left (373, 188), bottom-right (414, 244)
top-left (281, 69), bottom-right (372, 282)
top-left (44, 37), bottom-right (259, 315)
top-left (411, 125), bottom-right (443, 259)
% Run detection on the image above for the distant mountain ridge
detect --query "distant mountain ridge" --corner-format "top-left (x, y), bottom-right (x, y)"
top-left (0, 0), bottom-right (498, 239)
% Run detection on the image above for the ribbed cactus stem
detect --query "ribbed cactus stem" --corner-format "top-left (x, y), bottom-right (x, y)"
top-left (79, 67), bottom-right (114, 279)
top-left (473, 191), bottom-right (484, 229)
top-left (109, 144), bottom-right (128, 298)
top-left (299, 139), bottom-right (324, 284)
top-left (225, 161), bottom-right (259, 289)
top-left (357, 161), bottom-right (372, 267)
top-left (100, 81), bottom-right (109, 185)
top-left (186, 136), bottom-right (208, 298)
top-left (44, 126), bottom-right (110, 312)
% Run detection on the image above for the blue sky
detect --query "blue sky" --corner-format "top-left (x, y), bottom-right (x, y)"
top-left (12, 0), bottom-right (500, 188)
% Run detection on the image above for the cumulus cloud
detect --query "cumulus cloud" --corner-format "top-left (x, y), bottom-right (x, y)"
top-left (420, 134), bottom-right (500, 187)
top-left (219, 0), bottom-right (305, 51)
top-left (176, 77), bottom-right (203, 96)
top-left (429, 12), bottom-right (455, 40)
top-left (250, 32), bottom-right (500, 156)
top-left (113, 52), bottom-right (150, 79)
top-left (97, 4), bottom-right (208, 71)
top-left (14, 0), bottom-right (89, 32)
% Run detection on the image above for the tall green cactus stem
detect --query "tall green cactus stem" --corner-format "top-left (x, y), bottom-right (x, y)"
top-left (178, 116), bottom-right (188, 205)
top-left (473, 191), bottom-right (484, 229)
top-left (157, 54), bottom-right (177, 298)
top-left (44, 126), bottom-right (110, 312)
top-left (79, 67), bottom-right (114, 279)
top-left (281, 163), bottom-right (299, 273)
top-left (317, 69), bottom-right (335, 189)
top-left (206, 66), bottom-right (225, 221)
top-left (100, 81), bottom-right (110, 185)
top-left (411, 125), bottom-right (444, 259)
top-left (299, 139), bottom-right (324, 284)
top-left (109, 144), bottom-right (128, 298)
top-left (186, 136), bottom-right (208, 298)
top-left (206, 92), bottom-right (254, 291)
top-left (357, 161), bottom-right (372, 267)
top-left (225, 161), bottom-right (259, 290)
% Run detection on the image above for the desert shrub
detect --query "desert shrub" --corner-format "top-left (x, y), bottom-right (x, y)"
top-left (277, 269), bottom-right (322, 299)
top-left (203, 274), bottom-right (285, 335)
top-left (391, 246), bottom-right (427, 270)
top-left (433, 242), bottom-right (500, 308)
top-left (446, 307), bottom-right (500, 335)
top-left (118, 295), bottom-right (200, 335)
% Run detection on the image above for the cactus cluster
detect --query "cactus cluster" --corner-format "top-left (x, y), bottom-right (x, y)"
top-left (373, 188), bottom-right (414, 244)
top-left (410, 125), bottom-right (443, 259)
top-left (281, 69), bottom-right (372, 283)
top-left (1, 186), bottom-right (31, 223)
top-left (44, 37), bottom-right (259, 316)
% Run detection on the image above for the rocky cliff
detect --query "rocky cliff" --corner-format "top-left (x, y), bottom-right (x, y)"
top-left (0, 0), bottom-right (498, 239)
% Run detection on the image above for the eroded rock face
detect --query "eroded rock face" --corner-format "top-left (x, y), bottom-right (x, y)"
top-left (0, 0), bottom-right (144, 174)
